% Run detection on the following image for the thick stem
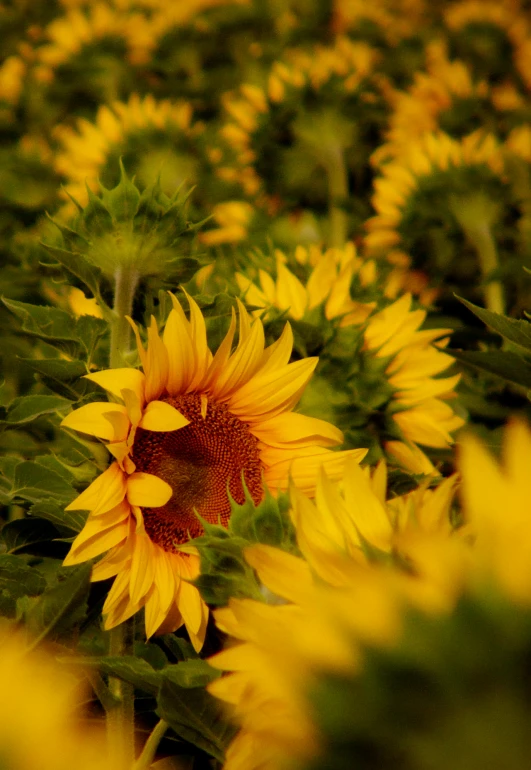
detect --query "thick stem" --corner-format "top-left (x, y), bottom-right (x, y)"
top-left (106, 624), bottom-right (136, 769)
top-left (110, 266), bottom-right (140, 369)
top-left (134, 719), bottom-right (169, 770)
top-left (467, 221), bottom-right (505, 315)
top-left (325, 145), bottom-right (349, 249)
top-left (450, 195), bottom-right (505, 315)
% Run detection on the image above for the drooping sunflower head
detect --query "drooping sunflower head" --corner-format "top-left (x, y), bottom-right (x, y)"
top-left (443, 0), bottom-right (529, 84)
top-left (365, 129), bottom-right (509, 296)
top-left (25, 3), bottom-right (148, 121)
top-left (212, 37), bottom-right (384, 237)
top-left (61, 292), bottom-right (363, 647)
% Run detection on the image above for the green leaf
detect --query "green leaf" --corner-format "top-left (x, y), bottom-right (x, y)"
top-left (9, 461), bottom-right (76, 504)
top-left (0, 554), bottom-right (47, 616)
top-left (91, 655), bottom-right (163, 695)
top-left (457, 296), bottom-right (531, 352)
top-left (79, 656), bottom-right (219, 696)
top-left (448, 349), bottom-right (531, 390)
top-left (6, 394), bottom-right (73, 424)
top-left (163, 660), bottom-right (220, 689)
top-left (2, 297), bottom-right (79, 345)
top-left (74, 314), bottom-right (108, 361)
top-left (29, 501), bottom-right (86, 534)
top-left (20, 358), bottom-right (87, 400)
top-left (1, 518), bottom-right (59, 554)
top-left (25, 563), bottom-right (91, 643)
top-left (40, 240), bottom-right (106, 307)
top-left (157, 680), bottom-right (235, 762)
top-left (21, 358), bottom-right (87, 382)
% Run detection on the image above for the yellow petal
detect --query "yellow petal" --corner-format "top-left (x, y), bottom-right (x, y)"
top-left (214, 314), bottom-right (266, 398)
top-left (66, 462), bottom-right (127, 515)
top-left (63, 511), bottom-right (130, 565)
top-left (228, 358), bottom-right (318, 421)
top-left (276, 263), bottom-right (307, 320)
top-left (138, 400), bottom-right (190, 431)
top-left (164, 304), bottom-right (196, 395)
top-left (85, 368), bottom-right (145, 406)
top-left (251, 412), bottom-right (343, 448)
top-left (61, 402), bottom-right (129, 442)
top-left (129, 529), bottom-right (156, 602)
top-left (266, 448), bottom-right (368, 494)
top-left (127, 472), bottom-right (173, 507)
top-left (244, 545), bottom-right (313, 602)
top-left (144, 316), bottom-right (169, 402)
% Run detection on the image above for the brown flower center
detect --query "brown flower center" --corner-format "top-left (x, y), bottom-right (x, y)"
top-left (131, 394), bottom-right (264, 552)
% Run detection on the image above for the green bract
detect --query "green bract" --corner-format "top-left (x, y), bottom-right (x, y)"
top-left (43, 162), bottom-right (204, 283)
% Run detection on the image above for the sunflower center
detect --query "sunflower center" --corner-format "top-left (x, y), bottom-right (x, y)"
top-left (131, 394), bottom-right (264, 552)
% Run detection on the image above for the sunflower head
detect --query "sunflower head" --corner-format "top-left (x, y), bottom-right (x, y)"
top-left (61, 292), bottom-right (363, 647)
top-left (45, 160), bottom-right (202, 282)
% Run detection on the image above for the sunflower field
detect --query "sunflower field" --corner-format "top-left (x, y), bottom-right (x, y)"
top-left (2, 0), bottom-right (531, 768)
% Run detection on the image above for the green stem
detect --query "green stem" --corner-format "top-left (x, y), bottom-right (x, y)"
top-left (106, 624), bottom-right (136, 768)
top-left (110, 265), bottom-right (140, 369)
top-left (450, 194), bottom-right (505, 316)
top-left (134, 719), bottom-right (169, 770)
top-left (325, 145), bottom-right (349, 249)
top-left (462, 220), bottom-right (505, 316)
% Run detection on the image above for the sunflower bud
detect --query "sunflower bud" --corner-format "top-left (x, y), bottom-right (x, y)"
top-left (44, 161), bottom-right (204, 282)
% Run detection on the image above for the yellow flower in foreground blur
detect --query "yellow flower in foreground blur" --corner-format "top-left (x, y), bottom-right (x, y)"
top-left (209, 421), bottom-right (531, 770)
top-left (459, 419), bottom-right (531, 604)
top-left (61, 293), bottom-right (364, 649)
top-left (208, 456), bottom-right (461, 769)
top-left (362, 293), bottom-right (464, 474)
top-left (0, 626), bottom-right (114, 770)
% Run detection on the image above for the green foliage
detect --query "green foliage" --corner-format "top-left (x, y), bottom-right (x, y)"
top-left (44, 163), bottom-right (204, 285)
top-left (192, 486), bottom-right (296, 606)
top-left (449, 296), bottom-right (531, 395)
top-left (157, 680), bottom-right (236, 762)
top-left (25, 563), bottom-right (92, 645)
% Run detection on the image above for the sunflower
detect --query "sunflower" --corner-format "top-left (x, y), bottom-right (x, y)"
top-left (53, 93), bottom-right (198, 216)
top-left (372, 49), bottom-right (492, 167)
top-left (0, 625), bottom-right (115, 770)
top-left (212, 37), bottom-right (382, 243)
top-left (359, 293), bottom-right (464, 473)
top-left (363, 129), bottom-right (508, 311)
top-left (236, 242), bottom-right (437, 327)
top-left (207, 453), bottom-right (462, 769)
top-left (209, 424), bottom-right (531, 770)
top-left (61, 292), bottom-right (363, 649)
top-left (442, 0), bottom-right (529, 85)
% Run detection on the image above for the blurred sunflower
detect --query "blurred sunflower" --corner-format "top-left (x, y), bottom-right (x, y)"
top-left (212, 36), bottom-right (384, 245)
top-left (18, 2), bottom-right (148, 124)
top-left (53, 93), bottom-right (199, 215)
top-left (364, 129), bottom-right (509, 311)
top-left (207, 453), bottom-right (462, 769)
top-left (61, 293), bottom-right (364, 648)
top-left (236, 241), bottom-right (437, 327)
top-left (372, 51), bottom-right (494, 166)
top-left (442, 0), bottom-right (530, 85)
top-left (0, 626), bottom-right (116, 770)
top-left (209, 422), bottom-right (531, 770)
top-left (355, 293), bottom-right (464, 473)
